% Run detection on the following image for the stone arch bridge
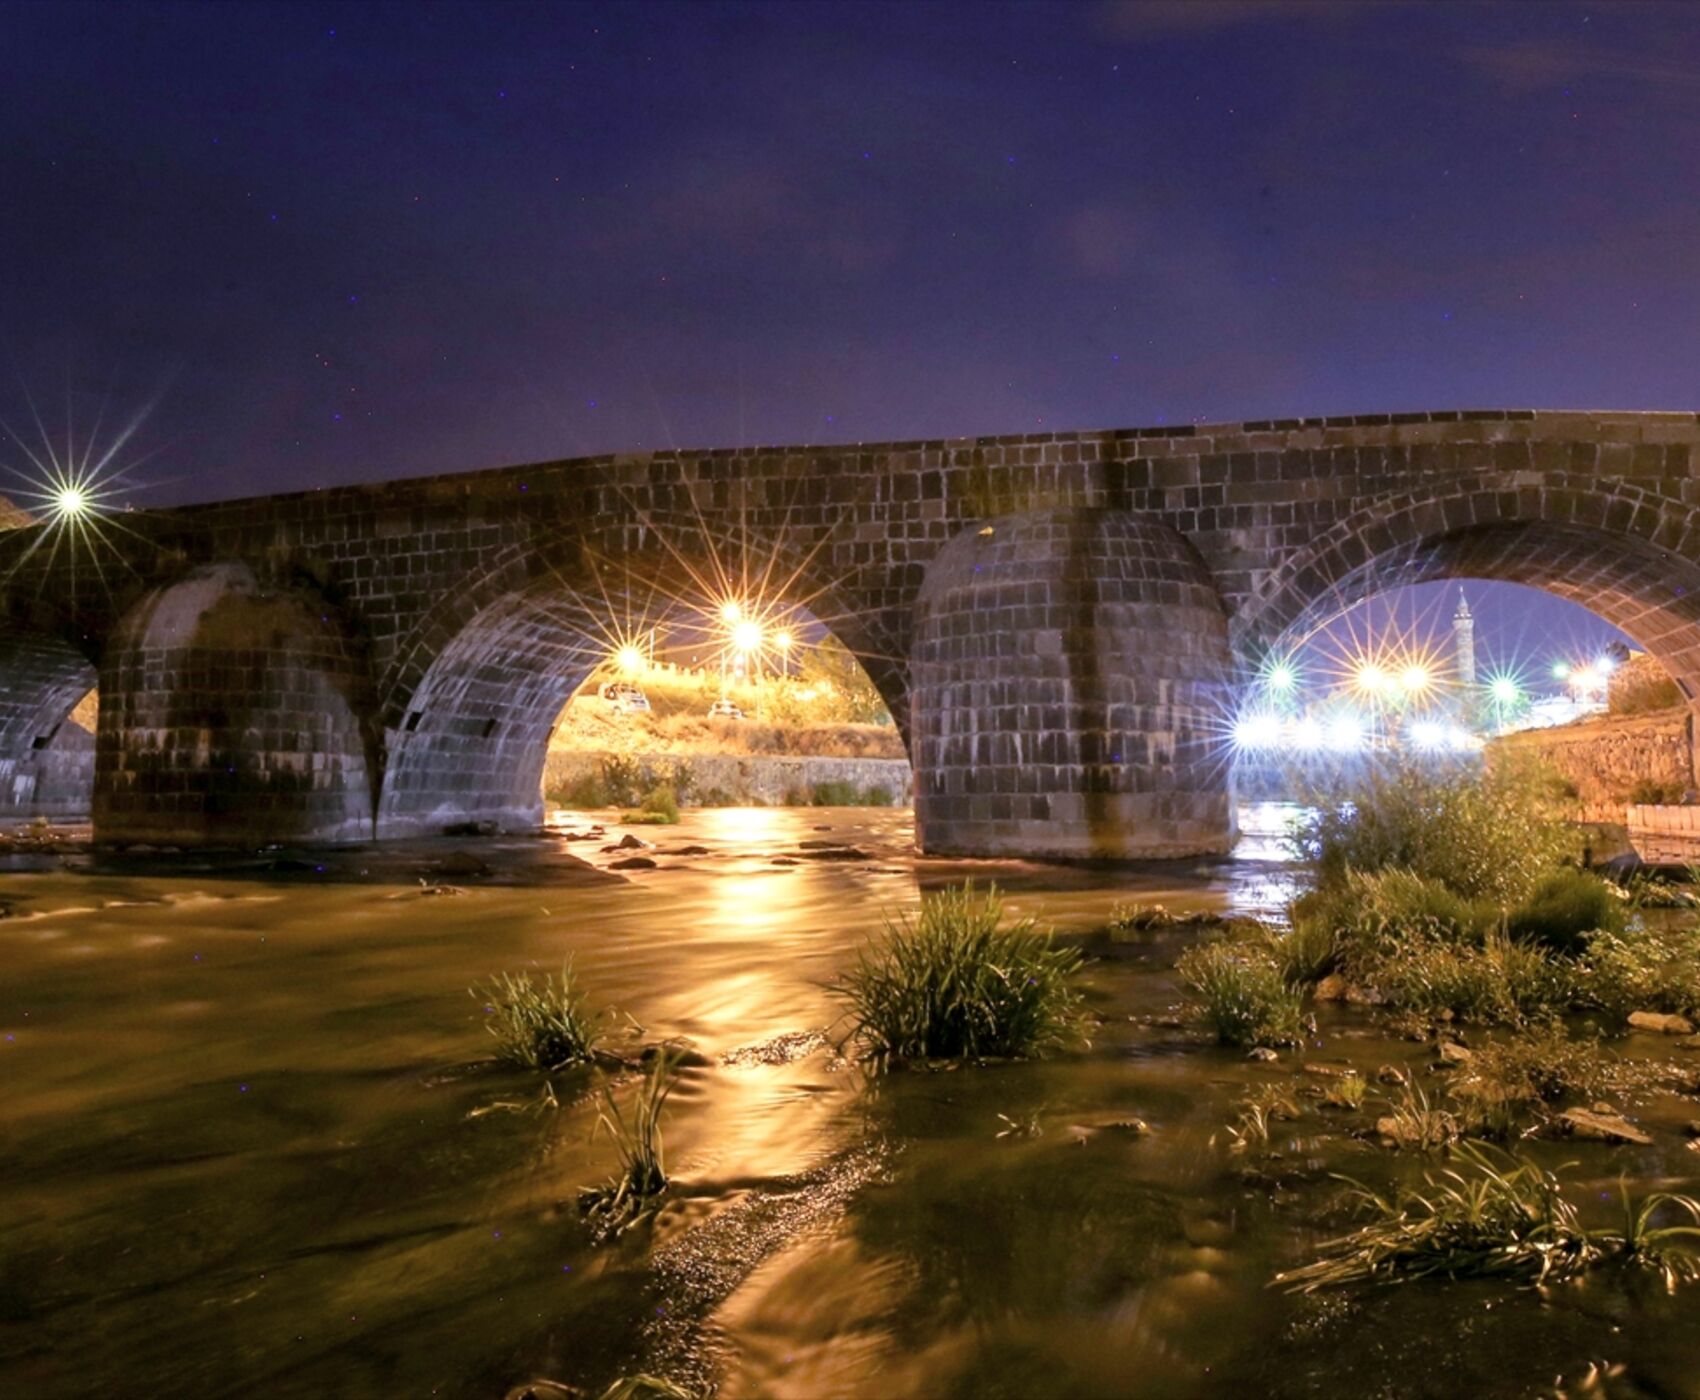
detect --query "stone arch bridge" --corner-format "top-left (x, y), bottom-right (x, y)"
top-left (3, 408), bottom-right (1698, 858)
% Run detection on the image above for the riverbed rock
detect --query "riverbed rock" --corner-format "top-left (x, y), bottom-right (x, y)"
top-left (799, 846), bottom-right (869, 861)
top-left (1436, 1041), bottom-right (1474, 1067)
top-left (609, 855), bottom-right (657, 870)
top-left (1312, 974), bottom-right (1348, 1002)
top-left (1628, 1010), bottom-right (1696, 1036)
top-left (1246, 1047), bottom-right (1280, 1062)
top-left (1556, 1107), bottom-right (1653, 1145)
top-left (1684, 1121), bottom-right (1700, 1138)
top-left (1376, 1064), bottom-right (1408, 1086)
top-left (664, 844), bottom-right (710, 856)
top-left (611, 833), bottom-right (649, 850)
top-left (433, 851), bottom-right (491, 878)
top-left (1302, 1062), bottom-right (1356, 1078)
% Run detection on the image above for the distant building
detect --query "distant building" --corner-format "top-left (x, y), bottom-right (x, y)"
top-left (1452, 588), bottom-right (1476, 687)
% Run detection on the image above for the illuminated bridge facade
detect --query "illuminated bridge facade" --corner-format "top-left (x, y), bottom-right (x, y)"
top-left (3, 408), bottom-right (1699, 857)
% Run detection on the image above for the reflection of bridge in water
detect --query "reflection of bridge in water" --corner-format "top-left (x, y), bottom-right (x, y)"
top-left (3, 408), bottom-right (1699, 858)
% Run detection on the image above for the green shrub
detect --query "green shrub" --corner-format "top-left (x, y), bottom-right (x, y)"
top-left (600, 755), bottom-right (645, 808)
top-left (1579, 925), bottom-right (1700, 1024)
top-left (697, 785), bottom-right (735, 807)
top-left (1298, 763), bottom-right (1573, 905)
top-left (1628, 778), bottom-right (1682, 806)
top-left (561, 771), bottom-right (610, 808)
top-left (1363, 928), bottom-right (1575, 1026)
top-left (1463, 1025), bottom-right (1614, 1106)
top-left (1504, 868), bottom-right (1625, 957)
top-left (835, 882), bottom-right (1087, 1065)
top-left (1175, 941), bottom-right (1305, 1047)
top-left (471, 964), bottom-right (603, 1070)
top-left (862, 785), bottom-right (894, 807)
top-left (639, 782), bottom-right (679, 822)
top-left (812, 779), bottom-right (858, 806)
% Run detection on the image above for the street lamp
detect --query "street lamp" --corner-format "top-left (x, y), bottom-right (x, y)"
top-left (1399, 663), bottom-right (1431, 698)
top-left (53, 485), bottom-right (90, 520)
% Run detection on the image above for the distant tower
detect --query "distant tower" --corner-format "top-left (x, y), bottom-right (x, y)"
top-left (1453, 588), bottom-right (1476, 687)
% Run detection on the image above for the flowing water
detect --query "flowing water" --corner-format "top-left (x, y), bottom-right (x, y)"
top-left (3, 806), bottom-right (1699, 1399)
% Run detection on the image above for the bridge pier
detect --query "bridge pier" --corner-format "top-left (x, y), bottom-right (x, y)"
top-left (93, 564), bottom-right (377, 846)
top-left (910, 509), bottom-right (1235, 860)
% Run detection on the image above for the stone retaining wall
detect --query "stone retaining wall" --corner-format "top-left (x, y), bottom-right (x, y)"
top-left (1627, 805), bottom-right (1700, 864)
top-left (1487, 707), bottom-right (1694, 822)
top-left (543, 750), bottom-right (913, 807)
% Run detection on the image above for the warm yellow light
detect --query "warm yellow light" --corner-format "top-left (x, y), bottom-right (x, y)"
top-left (1400, 664), bottom-right (1431, 695)
top-left (720, 600), bottom-right (743, 624)
top-left (1354, 662), bottom-right (1388, 695)
top-left (615, 644), bottom-right (645, 675)
top-left (773, 629), bottom-right (794, 652)
top-left (54, 485), bottom-right (89, 518)
top-left (732, 619), bottom-right (763, 652)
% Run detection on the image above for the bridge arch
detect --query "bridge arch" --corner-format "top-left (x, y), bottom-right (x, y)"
top-left (93, 563), bottom-right (378, 845)
top-left (1232, 475), bottom-right (1700, 704)
top-left (374, 520), bottom-right (909, 838)
top-left (0, 632), bottom-right (98, 822)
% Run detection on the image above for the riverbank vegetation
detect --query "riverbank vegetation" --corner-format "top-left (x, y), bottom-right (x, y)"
top-left (1278, 1143), bottom-right (1700, 1292)
top-left (835, 882), bottom-right (1087, 1066)
top-left (579, 1050), bottom-right (681, 1239)
top-left (472, 964), bottom-right (604, 1070)
top-left (1179, 763), bottom-right (1700, 1038)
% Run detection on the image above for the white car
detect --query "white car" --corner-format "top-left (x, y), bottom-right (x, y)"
top-left (599, 682), bottom-right (651, 714)
top-left (706, 698), bottom-right (744, 720)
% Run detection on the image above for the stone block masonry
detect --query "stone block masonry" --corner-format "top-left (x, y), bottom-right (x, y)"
top-left (3, 409), bottom-right (1700, 857)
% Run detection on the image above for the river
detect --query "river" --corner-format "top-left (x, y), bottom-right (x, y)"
top-left (3, 805), bottom-right (1697, 1398)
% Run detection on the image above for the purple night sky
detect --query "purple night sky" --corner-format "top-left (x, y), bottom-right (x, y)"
top-left (4, 0), bottom-right (1695, 671)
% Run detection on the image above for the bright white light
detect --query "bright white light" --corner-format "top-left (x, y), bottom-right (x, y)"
top-left (773, 629), bottom-right (794, 652)
top-left (1552, 661), bottom-right (1571, 680)
top-left (1489, 676), bottom-right (1519, 705)
top-left (1293, 717), bottom-right (1324, 750)
top-left (1326, 715), bottom-right (1363, 751)
top-left (1572, 665), bottom-right (1602, 693)
top-left (1596, 655), bottom-right (1616, 674)
top-left (53, 485), bottom-right (90, 518)
top-left (1354, 662), bottom-right (1388, 696)
top-left (720, 600), bottom-right (743, 624)
top-left (1265, 660), bottom-right (1296, 693)
top-left (1233, 711), bottom-right (1283, 749)
top-left (615, 644), bottom-right (645, 674)
top-left (1448, 726), bottom-right (1481, 752)
top-left (1410, 719), bottom-right (1448, 750)
top-left (732, 619), bottom-right (763, 653)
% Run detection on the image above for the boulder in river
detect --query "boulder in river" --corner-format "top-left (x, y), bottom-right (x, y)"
top-left (1627, 1010), bottom-right (1696, 1036)
top-left (609, 855), bottom-right (657, 871)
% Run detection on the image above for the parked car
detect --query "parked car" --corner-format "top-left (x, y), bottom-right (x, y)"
top-left (706, 698), bottom-right (744, 720)
top-left (599, 682), bottom-right (651, 713)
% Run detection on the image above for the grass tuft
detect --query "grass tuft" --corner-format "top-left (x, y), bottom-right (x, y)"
top-left (579, 1049), bottom-right (681, 1239)
top-left (1278, 1143), bottom-right (1700, 1293)
top-left (1175, 940), bottom-right (1306, 1047)
top-left (834, 882), bottom-right (1087, 1066)
top-left (471, 964), bottom-right (603, 1070)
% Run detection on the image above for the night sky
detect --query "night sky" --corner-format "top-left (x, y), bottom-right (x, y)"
top-left (5, 0), bottom-right (1695, 668)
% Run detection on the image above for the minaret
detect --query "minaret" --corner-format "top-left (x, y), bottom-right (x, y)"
top-left (1453, 588), bottom-right (1476, 687)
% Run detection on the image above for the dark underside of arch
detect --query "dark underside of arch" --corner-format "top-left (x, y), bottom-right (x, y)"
top-left (0, 634), bottom-right (97, 819)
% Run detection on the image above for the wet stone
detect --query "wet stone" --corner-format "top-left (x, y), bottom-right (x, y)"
top-left (1628, 1010), bottom-right (1696, 1036)
top-left (1555, 1108), bottom-right (1653, 1146)
top-left (609, 855), bottom-right (657, 870)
